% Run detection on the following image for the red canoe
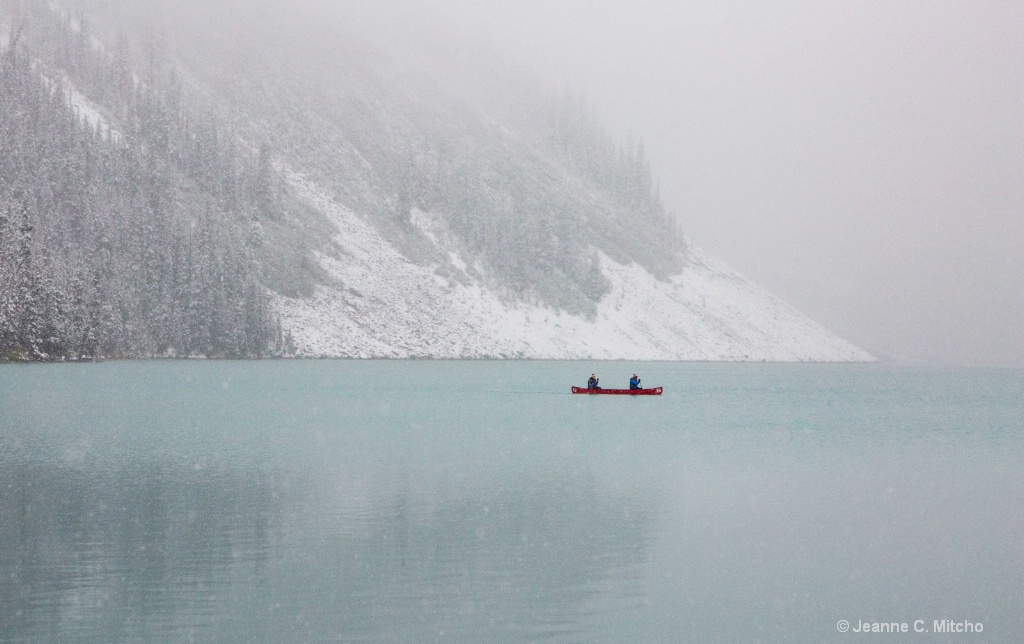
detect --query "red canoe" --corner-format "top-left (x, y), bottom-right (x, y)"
top-left (571, 386), bottom-right (663, 396)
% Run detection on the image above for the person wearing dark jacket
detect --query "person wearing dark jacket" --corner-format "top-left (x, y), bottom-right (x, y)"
top-left (587, 374), bottom-right (600, 389)
top-left (629, 374), bottom-right (641, 390)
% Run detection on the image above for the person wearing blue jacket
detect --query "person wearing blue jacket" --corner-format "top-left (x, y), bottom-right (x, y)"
top-left (587, 374), bottom-right (600, 389)
top-left (629, 374), bottom-right (641, 390)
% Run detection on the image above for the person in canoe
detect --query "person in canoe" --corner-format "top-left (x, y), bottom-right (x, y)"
top-left (629, 374), bottom-right (642, 390)
top-left (587, 374), bottom-right (600, 389)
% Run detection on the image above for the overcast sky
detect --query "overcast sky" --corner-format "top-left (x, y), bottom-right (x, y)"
top-left (419, 0), bottom-right (1023, 366)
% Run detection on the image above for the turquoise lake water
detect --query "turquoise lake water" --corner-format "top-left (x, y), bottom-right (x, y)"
top-left (1, 361), bottom-right (1022, 642)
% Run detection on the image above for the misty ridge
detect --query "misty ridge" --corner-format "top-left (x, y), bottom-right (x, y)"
top-left (0, 0), bottom-right (687, 361)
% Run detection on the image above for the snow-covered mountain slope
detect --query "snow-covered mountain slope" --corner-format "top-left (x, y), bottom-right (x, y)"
top-left (273, 171), bottom-right (873, 362)
top-left (3, 4), bottom-right (869, 363)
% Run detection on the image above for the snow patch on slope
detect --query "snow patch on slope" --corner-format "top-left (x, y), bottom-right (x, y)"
top-left (36, 66), bottom-right (123, 144)
top-left (65, 82), bottom-right (122, 143)
top-left (273, 170), bottom-right (872, 361)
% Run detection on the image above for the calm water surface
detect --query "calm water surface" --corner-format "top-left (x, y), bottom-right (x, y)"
top-left (1, 361), bottom-right (1022, 642)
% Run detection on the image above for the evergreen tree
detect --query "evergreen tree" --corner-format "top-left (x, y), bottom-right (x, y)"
top-left (0, 8), bottom-right (286, 360)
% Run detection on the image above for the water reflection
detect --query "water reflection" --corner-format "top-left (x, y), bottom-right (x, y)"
top-left (302, 475), bottom-right (656, 642)
top-left (0, 459), bottom-right (657, 642)
top-left (0, 461), bottom-right (278, 641)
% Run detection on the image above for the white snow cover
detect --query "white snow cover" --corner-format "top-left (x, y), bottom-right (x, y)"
top-left (65, 82), bottom-right (122, 144)
top-left (36, 66), bottom-right (123, 144)
top-left (273, 170), bottom-right (873, 362)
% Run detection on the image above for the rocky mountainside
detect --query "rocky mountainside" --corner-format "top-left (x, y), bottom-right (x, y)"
top-left (272, 170), bottom-right (870, 361)
top-left (0, 1), bottom-right (871, 361)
